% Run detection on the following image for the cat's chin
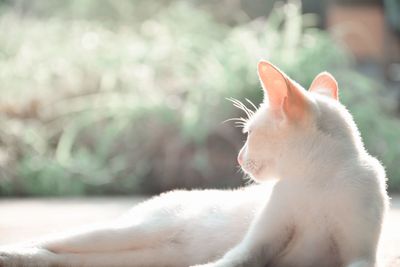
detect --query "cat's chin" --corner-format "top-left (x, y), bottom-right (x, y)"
top-left (241, 159), bottom-right (278, 182)
top-left (247, 168), bottom-right (279, 182)
top-left (245, 167), bottom-right (271, 182)
top-left (249, 174), bottom-right (268, 183)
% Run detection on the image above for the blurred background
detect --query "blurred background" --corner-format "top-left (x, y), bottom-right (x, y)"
top-left (0, 0), bottom-right (399, 197)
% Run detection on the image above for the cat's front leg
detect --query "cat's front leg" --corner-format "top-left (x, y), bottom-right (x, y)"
top-left (192, 190), bottom-right (294, 267)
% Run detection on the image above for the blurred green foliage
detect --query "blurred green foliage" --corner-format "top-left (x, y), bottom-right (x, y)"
top-left (0, 0), bottom-right (399, 196)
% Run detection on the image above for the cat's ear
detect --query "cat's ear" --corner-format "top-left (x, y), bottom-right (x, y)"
top-left (257, 60), bottom-right (308, 121)
top-left (309, 72), bottom-right (338, 100)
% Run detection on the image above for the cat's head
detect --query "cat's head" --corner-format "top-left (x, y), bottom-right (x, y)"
top-left (237, 61), bottom-right (361, 182)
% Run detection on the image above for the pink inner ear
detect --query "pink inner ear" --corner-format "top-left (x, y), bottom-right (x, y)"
top-left (309, 72), bottom-right (338, 100)
top-left (257, 60), bottom-right (309, 121)
top-left (257, 61), bottom-right (288, 109)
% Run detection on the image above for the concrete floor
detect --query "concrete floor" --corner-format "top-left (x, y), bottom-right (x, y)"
top-left (0, 196), bottom-right (399, 266)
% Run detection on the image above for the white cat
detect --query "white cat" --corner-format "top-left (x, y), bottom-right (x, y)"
top-left (0, 61), bottom-right (388, 267)
top-left (192, 61), bottom-right (389, 267)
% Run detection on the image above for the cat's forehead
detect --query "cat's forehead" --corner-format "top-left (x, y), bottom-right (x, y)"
top-left (247, 104), bottom-right (277, 131)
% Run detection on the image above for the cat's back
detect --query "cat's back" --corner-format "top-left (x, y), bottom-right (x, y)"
top-left (127, 183), bottom-right (271, 218)
top-left (120, 183), bottom-right (272, 244)
top-left (333, 153), bottom-right (388, 221)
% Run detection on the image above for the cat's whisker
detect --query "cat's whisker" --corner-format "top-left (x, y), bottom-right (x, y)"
top-left (236, 103), bottom-right (253, 119)
top-left (227, 98), bottom-right (248, 112)
top-left (241, 103), bottom-right (255, 117)
top-left (245, 98), bottom-right (258, 112)
top-left (232, 102), bottom-right (250, 118)
top-left (223, 117), bottom-right (249, 130)
top-left (234, 122), bottom-right (247, 129)
top-left (223, 117), bottom-right (248, 124)
top-left (227, 98), bottom-right (257, 121)
top-left (239, 100), bottom-right (255, 117)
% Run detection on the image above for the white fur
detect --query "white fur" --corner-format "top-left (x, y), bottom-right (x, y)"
top-left (0, 69), bottom-right (388, 267)
top-left (0, 185), bottom-right (274, 267)
top-left (194, 86), bottom-right (388, 267)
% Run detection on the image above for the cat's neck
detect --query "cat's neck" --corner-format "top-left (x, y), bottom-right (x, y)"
top-left (277, 132), bottom-right (364, 183)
